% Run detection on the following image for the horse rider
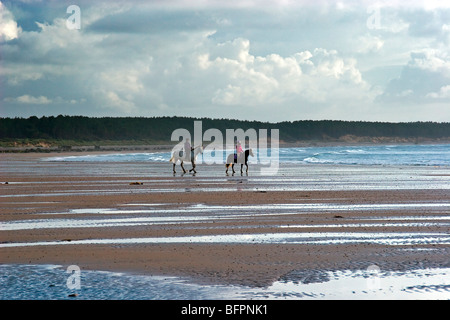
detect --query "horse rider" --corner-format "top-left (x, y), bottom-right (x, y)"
top-left (235, 140), bottom-right (243, 163)
top-left (184, 138), bottom-right (194, 162)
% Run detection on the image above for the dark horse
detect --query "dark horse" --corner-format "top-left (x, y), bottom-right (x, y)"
top-left (225, 149), bottom-right (254, 174)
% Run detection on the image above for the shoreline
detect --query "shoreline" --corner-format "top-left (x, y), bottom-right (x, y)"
top-left (1, 152), bottom-right (449, 290)
top-left (2, 138), bottom-right (450, 154)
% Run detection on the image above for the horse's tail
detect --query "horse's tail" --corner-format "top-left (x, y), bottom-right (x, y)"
top-left (169, 155), bottom-right (174, 162)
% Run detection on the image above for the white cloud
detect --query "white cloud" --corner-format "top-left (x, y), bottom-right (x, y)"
top-left (90, 0), bottom-right (450, 10)
top-left (94, 66), bottom-right (149, 113)
top-left (202, 39), bottom-right (370, 109)
top-left (0, 1), bottom-right (22, 41)
top-left (2, 69), bottom-right (43, 85)
top-left (356, 34), bottom-right (384, 54)
top-left (377, 48), bottom-right (450, 104)
top-left (409, 49), bottom-right (450, 73)
top-left (12, 95), bottom-right (52, 104)
top-left (427, 85), bottom-right (450, 99)
top-left (4, 95), bottom-right (83, 105)
top-left (101, 91), bottom-right (137, 113)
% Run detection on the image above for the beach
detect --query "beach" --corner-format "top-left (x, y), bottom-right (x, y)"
top-left (1, 150), bottom-right (449, 298)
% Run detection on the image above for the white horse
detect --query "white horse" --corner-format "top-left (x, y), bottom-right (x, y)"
top-left (169, 145), bottom-right (204, 174)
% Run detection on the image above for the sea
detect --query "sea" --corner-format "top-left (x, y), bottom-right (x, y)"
top-left (43, 144), bottom-right (450, 167)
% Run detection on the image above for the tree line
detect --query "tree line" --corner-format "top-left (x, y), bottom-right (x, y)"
top-left (0, 115), bottom-right (449, 143)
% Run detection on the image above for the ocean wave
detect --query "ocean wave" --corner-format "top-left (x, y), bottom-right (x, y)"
top-left (41, 144), bottom-right (450, 167)
top-left (302, 157), bottom-right (332, 164)
top-left (344, 149), bottom-right (366, 154)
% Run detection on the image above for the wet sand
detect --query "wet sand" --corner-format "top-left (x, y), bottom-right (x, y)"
top-left (1, 152), bottom-right (449, 289)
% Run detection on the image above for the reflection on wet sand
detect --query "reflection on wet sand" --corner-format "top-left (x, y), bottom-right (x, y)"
top-left (1, 153), bottom-right (449, 299)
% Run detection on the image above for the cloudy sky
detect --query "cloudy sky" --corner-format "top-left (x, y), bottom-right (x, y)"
top-left (1, 0), bottom-right (449, 122)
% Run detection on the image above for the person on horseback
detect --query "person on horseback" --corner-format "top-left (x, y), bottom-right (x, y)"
top-left (235, 140), bottom-right (243, 163)
top-left (184, 138), bottom-right (193, 162)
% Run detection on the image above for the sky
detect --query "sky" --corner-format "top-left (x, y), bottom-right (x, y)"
top-left (1, 0), bottom-right (449, 122)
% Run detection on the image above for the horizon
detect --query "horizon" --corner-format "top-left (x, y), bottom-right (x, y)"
top-left (1, 1), bottom-right (450, 122)
top-left (2, 114), bottom-right (449, 125)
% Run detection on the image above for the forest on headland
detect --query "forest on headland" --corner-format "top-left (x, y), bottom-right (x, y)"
top-left (1, 115), bottom-right (449, 149)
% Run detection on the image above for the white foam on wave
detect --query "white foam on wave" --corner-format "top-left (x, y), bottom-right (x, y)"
top-left (41, 144), bottom-right (450, 166)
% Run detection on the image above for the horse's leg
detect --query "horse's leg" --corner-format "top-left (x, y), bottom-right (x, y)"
top-left (190, 161), bottom-right (196, 173)
top-left (240, 164), bottom-right (243, 173)
top-left (225, 164), bottom-right (229, 174)
top-left (181, 161), bottom-right (186, 173)
top-left (173, 162), bottom-right (176, 174)
top-left (232, 164), bottom-right (235, 174)
top-left (244, 154), bottom-right (249, 173)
